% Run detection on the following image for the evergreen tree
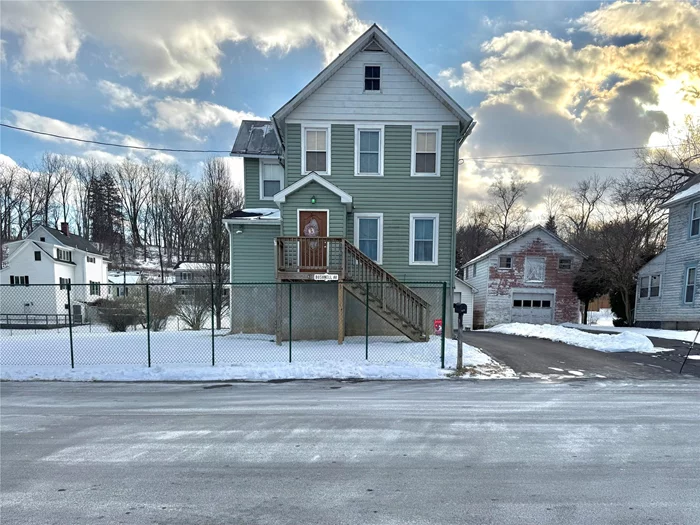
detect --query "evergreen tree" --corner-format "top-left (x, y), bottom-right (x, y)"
top-left (573, 256), bottom-right (610, 324)
top-left (88, 171), bottom-right (123, 248)
top-left (544, 214), bottom-right (558, 235)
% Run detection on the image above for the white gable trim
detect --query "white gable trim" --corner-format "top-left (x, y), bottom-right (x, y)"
top-left (273, 173), bottom-right (353, 206)
top-left (272, 24), bottom-right (473, 133)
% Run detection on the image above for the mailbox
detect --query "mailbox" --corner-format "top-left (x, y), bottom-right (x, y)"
top-left (453, 302), bottom-right (467, 330)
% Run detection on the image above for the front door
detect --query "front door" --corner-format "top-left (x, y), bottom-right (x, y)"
top-left (298, 210), bottom-right (328, 271)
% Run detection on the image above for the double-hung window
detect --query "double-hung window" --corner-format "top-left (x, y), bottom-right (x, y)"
top-left (412, 129), bottom-right (439, 176)
top-left (691, 201), bottom-right (699, 237)
top-left (354, 213), bottom-right (383, 264)
top-left (10, 275), bottom-right (29, 285)
top-left (304, 127), bottom-right (329, 174)
top-left (649, 274), bottom-right (661, 297)
top-left (364, 65), bottom-right (380, 91)
top-left (639, 276), bottom-right (649, 298)
top-left (89, 281), bottom-right (101, 296)
top-left (56, 248), bottom-right (71, 262)
top-left (410, 213), bottom-right (439, 265)
top-left (260, 161), bottom-right (284, 200)
top-left (355, 127), bottom-right (382, 176)
top-left (684, 266), bottom-right (696, 304)
top-left (59, 277), bottom-right (71, 290)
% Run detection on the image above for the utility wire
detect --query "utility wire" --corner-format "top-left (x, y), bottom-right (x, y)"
top-left (461, 159), bottom-right (638, 170)
top-left (0, 123), bottom-right (231, 154)
top-left (463, 144), bottom-right (680, 161)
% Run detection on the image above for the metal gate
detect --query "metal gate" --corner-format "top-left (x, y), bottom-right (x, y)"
top-left (511, 293), bottom-right (553, 324)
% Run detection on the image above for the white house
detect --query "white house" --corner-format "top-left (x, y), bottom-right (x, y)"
top-left (0, 223), bottom-right (109, 324)
top-left (107, 271), bottom-right (142, 297)
top-left (634, 175), bottom-right (700, 329)
top-left (453, 277), bottom-right (475, 331)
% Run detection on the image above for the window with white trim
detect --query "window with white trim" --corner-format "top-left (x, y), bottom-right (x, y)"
top-left (180, 272), bottom-right (192, 281)
top-left (413, 129), bottom-right (439, 176)
top-left (260, 161), bottom-right (284, 200)
top-left (59, 277), bottom-right (71, 290)
top-left (56, 248), bottom-right (71, 262)
top-left (525, 257), bottom-right (545, 282)
top-left (354, 213), bottom-right (383, 263)
top-left (639, 276), bottom-right (649, 298)
top-left (691, 201), bottom-right (699, 237)
top-left (499, 256), bottom-right (512, 269)
top-left (650, 274), bottom-right (661, 297)
top-left (87, 256), bottom-right (96, 263)
top-left (364, 65), bottom-right (380, 91)
top-left (89, 281), bottom-right (101, 295)
top-left (684, 266), bottom-right (696, 304)
top-left (356, 128), bottom-right (382, 176)
top-left (410, 213), bottom-right (439, 264)
top-left (10, 275), bottom-right (29, 285)
top-left (304, 128), bottom-right (329, 174)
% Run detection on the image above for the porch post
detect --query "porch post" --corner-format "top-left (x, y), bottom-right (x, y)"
top-left (337, 281), bottom-right (345, 344)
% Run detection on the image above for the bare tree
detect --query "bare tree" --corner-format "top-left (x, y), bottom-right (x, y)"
top-left (542, 186), bottom-right (566, 234)
top-left (38, 152), bottom-right (66, 226)
top-left (116, 159), bottom-right (150, 249)
top-left (485, 175), bottom-right (530, 242)
top-left (563, 174), bottom-right (610, 240)
top-left (456, 204), bottom-right (497, 269)
top-left (0, 162), bottom-right (23, 241)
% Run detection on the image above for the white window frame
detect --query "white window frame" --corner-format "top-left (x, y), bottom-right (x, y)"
top-left (259, 160), bottom-right (284, 201)
top-left (639, 275), bottom-right (650, 298)
top-left (363, 64), bottom-right (381, 93)
top-left (411, 126), bottom-right (441, 177)
top-left (684, 266), bottom-right (697, 304)
top-left (409, 213), bottom-right (439, 265)
top-left (56, 248), bottom-right (72, 262)
top-left (87, 256), bottom-right (95, 263)
top-left (525, 257), bottom-right (546, 283)
top-left (354, 126), bottom-right (384, 177)
top-left (354, 213), bottom-right (384, 264)
top-left (180, 272), bottom-right (192, 281)
top-left (301, 123), bottom-right (331, 176)
top-left (498, 256), bottom-right (512, 269)
top-left (690, 200), bottom-right (700, 238)
top-left (649, 273), bottom-right (661, 297)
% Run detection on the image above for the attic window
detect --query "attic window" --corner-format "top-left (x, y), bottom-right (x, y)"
top-left (364, 66), bottom-right (380, 91)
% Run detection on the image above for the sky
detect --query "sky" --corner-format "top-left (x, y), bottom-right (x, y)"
top-left (1, 0), bottom-right (699, 219)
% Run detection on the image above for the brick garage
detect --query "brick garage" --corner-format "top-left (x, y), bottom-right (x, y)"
top-left (462, 226), bottom-right (585, 328)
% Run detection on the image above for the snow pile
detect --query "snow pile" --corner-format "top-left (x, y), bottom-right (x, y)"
top-left (562, 323), bottom-right (699, 343)
top-left (586, 308), bottom-right (615, 326)
top-left (485, 323), bottom-right (658, 353)
top-left (0, 329), bottom-right (513, 381)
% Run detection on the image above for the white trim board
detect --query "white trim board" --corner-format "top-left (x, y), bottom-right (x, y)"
top-left (410, 125), bottom-right (441, 177)
top-left (409, 213), bottom-right (439, 266)
top-left (354, 125), bottom-right (384, 177)
top-left (274, 173), bottom-right (353, 208)
top-left (354, 213), bottom-right (384, 264)
top-left (259, 159), bottom-right (284, 201)
top-left (301, 123), bottom-right (331, 176)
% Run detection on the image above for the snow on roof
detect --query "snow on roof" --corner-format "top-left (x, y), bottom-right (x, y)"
top-left (223, 208), bottom-right (281, 222)
top-left (107, 271), bottom-right (141, 285)
top-left (662, 177), bottom-right (700, 207)
top-left (173, 262), bottom-right (230, 271)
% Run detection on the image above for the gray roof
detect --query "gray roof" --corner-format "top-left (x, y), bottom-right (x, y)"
top-left (230, 120), bottom-right (282, 157)
top-left (42, 226), bottom-right (103, 255)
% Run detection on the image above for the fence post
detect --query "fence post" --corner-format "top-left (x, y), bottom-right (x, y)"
top-left (288, 282), bottom-right (292, 363)
top-left (441, 281), bottom-right (446, 369)
top-left (67, 284), bottom-right (74, 369)
top-left (365, 281), bottom-right (369, 360)
top-left (146, 283), bottom-right (151, 367)
top-left (211, 282), bottom-right (215, 366)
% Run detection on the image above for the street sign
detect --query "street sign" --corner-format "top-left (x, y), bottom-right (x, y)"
top-left (313, 273), bottom-right (339, 281)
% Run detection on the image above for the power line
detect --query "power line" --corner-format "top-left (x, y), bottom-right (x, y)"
top-left (463, 144), bottom-right (680, 161)
top-left (0, 123), bottom-right (231, 154)
top-left (461, 159), bottom-right (637, 170)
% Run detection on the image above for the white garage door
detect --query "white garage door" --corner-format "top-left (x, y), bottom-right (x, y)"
top-left (511, 293), bottom-right (554, 324)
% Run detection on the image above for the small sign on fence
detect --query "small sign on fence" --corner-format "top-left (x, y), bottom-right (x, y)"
top-left (313, 273), bottom-right (339, 281)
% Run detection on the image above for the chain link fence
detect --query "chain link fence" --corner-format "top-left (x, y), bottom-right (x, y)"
top-left (1, 281), bottom-right (448, 368)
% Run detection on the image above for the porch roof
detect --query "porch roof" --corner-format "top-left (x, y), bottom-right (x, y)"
top-left (273, 173), bottom-right (352, 210)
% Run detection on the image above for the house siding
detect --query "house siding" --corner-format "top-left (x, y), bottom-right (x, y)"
top-left (230, 224), bottom-right (279, 282)
top-left (465, 230), bottom-right (583, 328)
top-left (243, 158), bottom-right (263, 209)
top-left (634, 251), bottom-right (667, 324)
top-left (284, 122), bottom-right (457, 283)
top-left (635, 199), bottom-right (700, 329)
top-left (280, 181), bottom-right (347, 238)
top-left (287, 50), bottom-right (458, 123)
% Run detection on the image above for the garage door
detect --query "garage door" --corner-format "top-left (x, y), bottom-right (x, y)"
top-left (511, 293), bottom-right (554, 324)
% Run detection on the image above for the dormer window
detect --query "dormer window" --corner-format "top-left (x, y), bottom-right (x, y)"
top-left (364, 65), bottom-right (380, 91)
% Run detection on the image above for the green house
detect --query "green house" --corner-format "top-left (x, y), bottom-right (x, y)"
top-left (224, 24), bottom-right (475, 342)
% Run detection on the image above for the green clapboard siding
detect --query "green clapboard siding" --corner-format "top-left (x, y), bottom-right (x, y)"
top-left (285, 122), bottom-right (458, 283)
top-left (230, 224), bottom-right (279, 281)
top-left (281, 181), bottom-right (347, 237)
top-left (243, 158), bottom-right (265, 209)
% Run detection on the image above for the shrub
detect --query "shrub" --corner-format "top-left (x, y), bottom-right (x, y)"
top-left (92, 297), bottom-right (142, 332)
top-left (175, 287), bottom-right (211, 330)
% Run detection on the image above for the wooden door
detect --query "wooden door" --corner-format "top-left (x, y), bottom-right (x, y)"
top-left (298, 210), bottom-right (328, 271)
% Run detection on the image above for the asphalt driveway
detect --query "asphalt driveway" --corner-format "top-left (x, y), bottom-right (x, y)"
top-left (462, 331), bottom-right (700, 379)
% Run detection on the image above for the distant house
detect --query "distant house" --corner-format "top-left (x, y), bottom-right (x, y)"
top-left (173, 262), bottom-right (229, 296)
top-left (453, 277), bottom-right (476, 330)
top-left (462, 226), bottom-right (586, 328)
top-left (107, 271), bottom-right (142, 297)
top-left (634, 176), bottom-right (700, 329)
top-left (0, 223), bottom-right (109, 324)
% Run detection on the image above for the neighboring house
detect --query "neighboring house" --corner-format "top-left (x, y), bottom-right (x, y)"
top-left (107, 271), bottom-right (142, 297)
top-left (453, 277), bottom-right (476, 331)
top-left (173, 262), bottom-right (229, 296)
top-left (224, 24), bottom-right (475, 342)
top-left (0, 223), bottom-right (109, 325)
top-left (634, 175), bottom-right (700, 329)
top-left (462, 226), bottom-right (585, 328)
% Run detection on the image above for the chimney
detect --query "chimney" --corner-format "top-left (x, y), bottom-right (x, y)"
top-left (60, 222), bottom-right (69, 236)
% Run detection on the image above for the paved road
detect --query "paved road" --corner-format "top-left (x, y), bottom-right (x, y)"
top-left (2, 380), bottom-right (700, 525)
top-left (463, 331), bottom-right (700, 379)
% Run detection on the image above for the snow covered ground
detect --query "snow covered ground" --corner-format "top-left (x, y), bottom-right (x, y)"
top-left (0, 329), bottom-right (513, 381)
top-left (585, 308), bottom-right (615, 326)
top-left (563, 323), bottom-right (699, 343)
top-left (485, 323), bottom-right (664, 353)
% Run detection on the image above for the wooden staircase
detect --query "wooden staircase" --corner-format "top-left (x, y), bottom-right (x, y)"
top-left (276, 237), bottom-right (431, 342)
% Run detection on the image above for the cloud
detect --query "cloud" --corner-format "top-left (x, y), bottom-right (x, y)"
top-left (150, 98), bottom-right (262, 141)
top-left (6, 110), bottom-right (97, 143)
top-left (149, 152), bottom-right (178, 165)
top-left (0, 153), bottom-right (18, 168)
top-left (0, 1), bottom-right (81, 67)
top-left (2, 1), bottom-right (368, 89)
top-left (97, 80), bottom-right (151, 110)
top-left (441, 0), bottom-right (700, 211)
top-left (83, 150), bottom-right (130, 165)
